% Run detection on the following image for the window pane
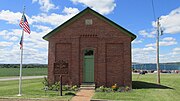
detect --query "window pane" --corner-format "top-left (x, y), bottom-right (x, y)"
top-left (84, 50), bottom-right (94, 56)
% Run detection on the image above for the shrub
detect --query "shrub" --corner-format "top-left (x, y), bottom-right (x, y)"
top-left (96, 85), bottom-right (131, 92)
top-left (118, 86), bottom-right (131, 92)
top-left (42, 77), bottom-right (49, 86)
top-left (53, 81), bottom-right (60, 91)
top-left (42, 78), bottom-right (79, 92)
top-left (71, 85), bottom-right (79, 91)
top-left (96, 85), bottom-right (105, 92)
top-left (125, 86), bottom-right (131, 91)
top-left (96, 85), bottom-right (112, 92)
top-left (111, 84), bottom-right (118, 91)
top-left (62, 85), bottom-right (71, 91)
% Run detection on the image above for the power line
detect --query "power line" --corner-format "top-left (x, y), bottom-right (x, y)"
top-left (151, 0), bottom-right (156, 21)
top-left (151, 0), bottom-right (162, 85)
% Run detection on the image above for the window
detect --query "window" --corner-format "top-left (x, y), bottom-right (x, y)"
top-left (84, 49), bottom-right (94, 56)
top-left (85, 19), bottom-right (93, 25)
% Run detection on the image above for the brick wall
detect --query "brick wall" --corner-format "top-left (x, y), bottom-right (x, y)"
top-left (47, 11), bottom-right (132, 87)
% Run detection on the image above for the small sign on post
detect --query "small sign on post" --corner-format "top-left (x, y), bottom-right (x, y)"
top-left (54, 60), bottom-right (69, 96)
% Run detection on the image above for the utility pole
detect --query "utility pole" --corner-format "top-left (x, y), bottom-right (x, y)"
top-left (156, 18), bottom-right (161, 84)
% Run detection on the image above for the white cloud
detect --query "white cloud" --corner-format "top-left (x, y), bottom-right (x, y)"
top-left (0, 7), bottom-right (79, 27)
top-left (153, 7), bottom-right (180, 34)
top-left (172, 47), bottom-right (180, 55)
top-left (0, 10), bottom-right (22, 24)
top-left (71, 0), bottom-right (116, 14)
top-left (0, 10), bottom-right (33, 25)
top-left (33, 25), bottom-right (52, 32)
top-left (139, 30), bottom-right (155, 38)
top-left (31, 7), bottom-right (80, 26)
top-left (132, 47), bottom-right (156, 63)
top-left (132, 39), bottom-right (143, 44)
top-left (63, 7), bottom-right (80, 15)
top-left (9, 36), bottom-right (19, 41)
top-left (162, 37), bottom-right (175, 41)
top-left (0, 28), bottom-right (48, 64)
top-left (146, 37), bottom-right (177, 47)
top-left (158, 47), bottom-right (180, 63)
top-left (32, 0), bottom-right (59, 12)
top-left (0, 29), bottom-right (22, 40)
top-left (0, 41), bottom-right (13, 47)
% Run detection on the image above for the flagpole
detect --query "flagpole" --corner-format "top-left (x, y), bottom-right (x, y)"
top-left (18, 6), bottom-right (25, 96)
top-left (18, 30), bottom-right (24, 96)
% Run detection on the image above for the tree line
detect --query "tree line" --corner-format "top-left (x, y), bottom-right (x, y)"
top-left (0, 64), bottom-right (47, 68)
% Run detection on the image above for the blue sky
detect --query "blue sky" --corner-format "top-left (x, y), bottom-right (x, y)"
top-left (0, 0), bottom-right (179, 64)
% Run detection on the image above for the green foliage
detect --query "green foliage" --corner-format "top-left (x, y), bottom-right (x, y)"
top-left (117, 86), bottom-right (131, 92)
top-left (111, 84), bottom-right (118, 91)
top-left (62, 85), bottom-right (71, 91)
top-left (96, 84), bottom-right (130, 93)
top-left (70, 85), bottom-right (79, 91)
top-left (53, 81), bottom-right (60, 91)
top-left (45, 81), bottom-right (79, 92)
top-left (96, 86), bottom-right (112, 92)
top-left (47, 81), bottom-right (60, 91)
top-left (42, 77), bottom-right (49, 86)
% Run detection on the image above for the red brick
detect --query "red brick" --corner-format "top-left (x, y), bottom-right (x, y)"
top-left (47, 11), bottom-right (133, 88)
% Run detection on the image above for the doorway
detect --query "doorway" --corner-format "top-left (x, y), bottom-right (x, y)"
top-left (83, 49), bottom-right (94, 82)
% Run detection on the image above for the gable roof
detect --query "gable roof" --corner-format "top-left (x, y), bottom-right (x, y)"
top-left (43, 7), bottom-right (136, 41)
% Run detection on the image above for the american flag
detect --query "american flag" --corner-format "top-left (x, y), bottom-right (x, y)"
top-left (19, 14), bottom-right (30, 34)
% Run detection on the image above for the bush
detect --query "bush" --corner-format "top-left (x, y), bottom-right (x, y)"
top-left (96, 85), bottom-right (131, 92)
top-left (52, 81), bottom-right (60, 91)
top-left (42, 77), bottom-right (49, 86)
top-left (70, 85), bottom-right (79, 91)
top-left (96, 85), bottom-right (105, 92)
top-left (118, 86), bottom-right (131, 92)
top-left (42, 78), bottom-right (79, 92)
top-left (96, 86), bottom-right (112, 92)
top-left (62, 85), bottom-right (71, 91)
top-left (111, 84), bottom-right (118, 91)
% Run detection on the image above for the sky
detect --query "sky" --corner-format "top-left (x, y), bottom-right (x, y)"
top-left (0, 0), bottom-right (179, 64)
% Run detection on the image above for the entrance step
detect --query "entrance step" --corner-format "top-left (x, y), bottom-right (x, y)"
top-left (80, 83), bottom-right (95, 90)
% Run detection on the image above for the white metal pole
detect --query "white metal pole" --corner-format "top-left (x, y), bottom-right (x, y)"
top-left (156, 18), bottom-right (160, 84)
top-left (18, 7), bottom-right (25, 96)
top-left (18, 30), bottom-right (24, 96)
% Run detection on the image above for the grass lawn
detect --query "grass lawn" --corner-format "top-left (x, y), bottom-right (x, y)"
top-left (0, 78), bottom-right (74, 101)
top-left (93, 74), bottom-right (180, 101)
top-left (0, 68), bottom-right (47, 77)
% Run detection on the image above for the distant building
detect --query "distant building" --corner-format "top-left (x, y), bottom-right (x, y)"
top-left (43, 7), bottom-right (136, 87)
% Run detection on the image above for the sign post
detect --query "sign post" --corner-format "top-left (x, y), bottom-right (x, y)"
top-left (54, 60), bottom-right (68, 96)
top-left (60, 75), bottom-right (62, 96)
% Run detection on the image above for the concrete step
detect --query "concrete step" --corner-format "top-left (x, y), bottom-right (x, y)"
top-left (80, 83), bottom-right (95, 90)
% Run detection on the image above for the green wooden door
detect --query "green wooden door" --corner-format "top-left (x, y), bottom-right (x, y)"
top-left (83, 50), bottom-right (94, 82)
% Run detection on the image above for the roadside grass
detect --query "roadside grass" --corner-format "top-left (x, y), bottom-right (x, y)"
top-left (0, 68), bottom-right (47, 77)
top-left (0, 78), bottom-right (74, 101)
top-left (93, 74), bottom-right (180, 101)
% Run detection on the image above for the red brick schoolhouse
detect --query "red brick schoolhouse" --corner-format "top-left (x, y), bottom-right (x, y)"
top-left (43, 7), bottom-right (136, 87)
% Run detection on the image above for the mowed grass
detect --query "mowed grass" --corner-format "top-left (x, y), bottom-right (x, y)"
top-left (0, 78), bottom-right (74, 101)
top-left (93, 74), bottom-right (180, 101)
top-left (0, 68), bottom-right (47, 77)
